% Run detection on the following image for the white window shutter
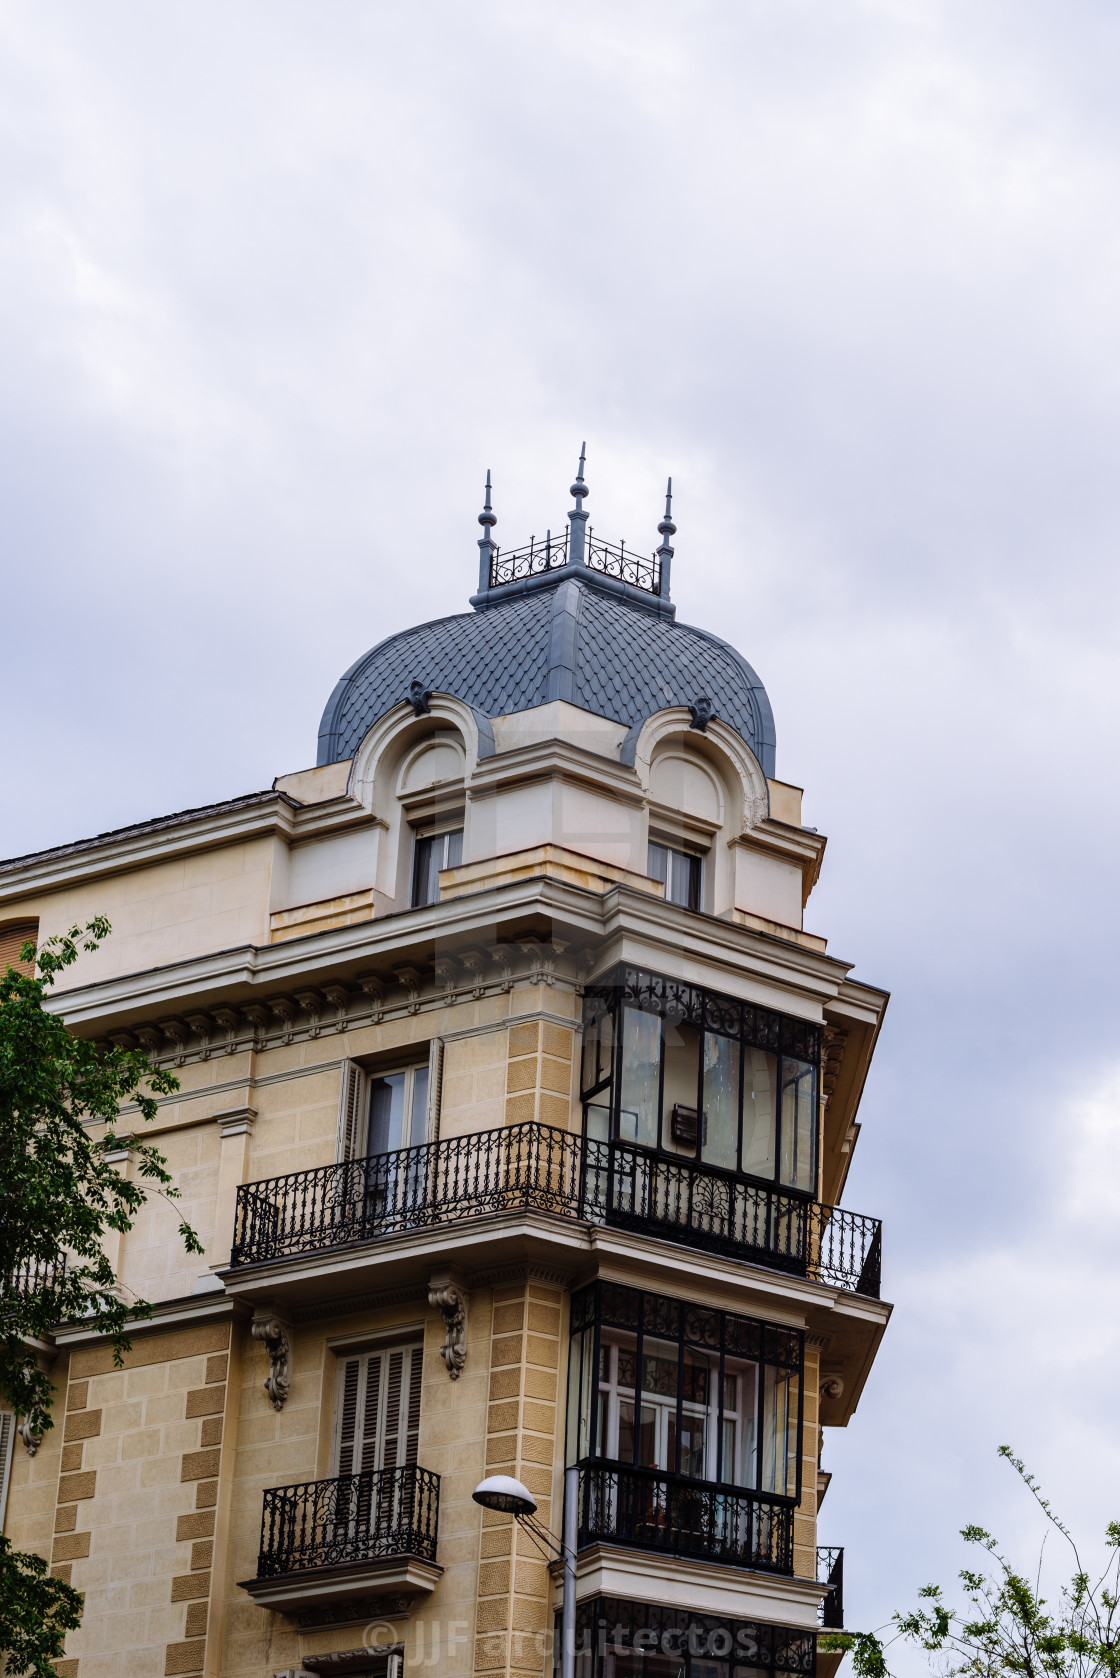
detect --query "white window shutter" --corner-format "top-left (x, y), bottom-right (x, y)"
top-left (336, 1061), bottom-right (367, 1162)
top-left (0, 1411), bottom-right (15, 1529)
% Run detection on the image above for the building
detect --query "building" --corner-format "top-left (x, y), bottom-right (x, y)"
top-left (0, 453), bottom-right (890, 1678)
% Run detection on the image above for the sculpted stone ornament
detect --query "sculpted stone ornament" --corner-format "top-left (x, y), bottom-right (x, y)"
top-left (18, 1415), bottom-right (40, 1456)
top-left (252, 1315), bottom-right (291, 1411)
top-left (428, 1275), bottom-right (469, 1380)
top-left (408, 680), bottom-right (433, 716)
top-left (688, 695), bottom-right (717, 732)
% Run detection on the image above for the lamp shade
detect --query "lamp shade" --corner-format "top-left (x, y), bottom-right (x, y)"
top-left (471, 1475), bottom-right (538, 1515)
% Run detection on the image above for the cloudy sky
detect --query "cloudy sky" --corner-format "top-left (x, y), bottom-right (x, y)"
top-left (3, 0), bottom-right (1120, 1655)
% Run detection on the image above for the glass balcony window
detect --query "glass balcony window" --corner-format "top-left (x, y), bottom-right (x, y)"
top-left (567, 1280), bottom-right (803, 1502)
top-left (581, 964), bottom-right (820, 1197)
top-left (569, 1596), bottom-right (817, 1678)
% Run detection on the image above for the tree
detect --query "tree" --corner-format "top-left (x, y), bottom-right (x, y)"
top-left (1, 917), bottom-right (202, 1676)
top-left (822, 1447), bottom-right (1120, 1678)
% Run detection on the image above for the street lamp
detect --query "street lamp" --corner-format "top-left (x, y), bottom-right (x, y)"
top-left (472, 1469), bottom-right (578, 1678)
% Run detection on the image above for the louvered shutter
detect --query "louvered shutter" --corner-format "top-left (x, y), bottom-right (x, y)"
top-left (336, 1061), bottom-right (367, 1162)
top-left (0, 922), bottom-right (37, 977)
top-left (0, 1412), bottom-right (15, 1528)
top-left (332, 1345), bottom-right (420, 1476)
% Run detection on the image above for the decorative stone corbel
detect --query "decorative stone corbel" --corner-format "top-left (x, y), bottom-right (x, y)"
top-left (358, 974), bottom-right (385, 1023)
top-left (393, 966), bottom-right (424, 1016)
top-left (18, 1416), bottom-right (40, 1456)
top-left (186, 1014), bottom-right (213, 1061)
top-left (135, 1024), bottom-right (164, 1059)
top-left (487, 944), bottom-right (515, 993)
top-left (458, 948), bottom-right (490, 999)
top-left (161, 1018), bottom-right (190, 1067)
top-left (520, 938), bottom-right (566, 987)
top-left (241, 1003), bottom-right (270, 1050)
top-left (428, 1271), bottom-right (469, 1380)
top-left (269, 997), bottom-right (299, 1046)
top-left (295, 991), bottom-right (323, 1039)
top-left (432, 956), bottom-right (458, 1004)
top-left (573, 947), bottom-right (598, 995)
top-left (211, 1006), bottom-right (242, 1055)
top-left (322, 984), bottom-right (351, 1033)
top-left (252, 1313), bottom-right (291, 1411)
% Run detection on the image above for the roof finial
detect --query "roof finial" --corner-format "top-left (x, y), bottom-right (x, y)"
top-left (654, 475), bottom-right (675, 598)
top-left (477, 468), bottom-right (498, 594)
top-left (567, 442), bottom-right (589, 568)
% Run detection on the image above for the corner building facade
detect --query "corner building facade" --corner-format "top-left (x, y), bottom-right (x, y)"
top-left (0, 464), bottom-right (890, 1678)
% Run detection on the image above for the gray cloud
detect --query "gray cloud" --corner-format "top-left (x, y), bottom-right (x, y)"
top-left (2, 0), bottom-right (1119, 1645)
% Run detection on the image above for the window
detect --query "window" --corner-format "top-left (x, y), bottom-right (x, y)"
top-left (0, 921), bottom-right (37, 977)
top-left (410, 826), bottom-right (463, 908)
top-left (366, 1064), bottom-right (430, 1156)
top-left (648, 841), bottom-right (702, 911)
top-left (570, 1596), bottom-right (816, 1678)
top-left (580, 966), bottom-right (820, 1196)
top-left (567, 1281), bottom-right (803, 1501)
top-left (332, 1340), bottom-right (422, 1476)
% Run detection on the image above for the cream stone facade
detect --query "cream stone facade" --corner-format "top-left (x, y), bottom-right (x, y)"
top-left (1, 462), bottom-right (889, 1678)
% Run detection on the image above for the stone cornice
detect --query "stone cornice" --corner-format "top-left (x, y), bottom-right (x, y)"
top-left (46, 875), bottom-right (874, 1050)
top-left (466, 733), bottom-right (646, 808)
top-left (0, 792), bottom-right (300, 904)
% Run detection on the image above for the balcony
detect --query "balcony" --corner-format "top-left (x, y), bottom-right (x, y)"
top-left (239, 1464), bottom-right (441, 1620)
top-left (576, 1462), bottom-right (794, 1574)
top-left (230, 1123), bottom-right (881, 1297)
top-left (817, 1546), bottom-right (844, 1629)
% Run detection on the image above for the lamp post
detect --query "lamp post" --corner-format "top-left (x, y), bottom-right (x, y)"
top-left (473, 1468), bottom-right (578, 1678)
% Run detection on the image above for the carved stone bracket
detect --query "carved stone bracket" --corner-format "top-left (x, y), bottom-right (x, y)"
top-left (394, 966), bottom-right (424, 1016)
top-left (186, 1014), bottom-right (213, 1061)
top-left (458, 948), bottom-right (490, 999)
top-left (269, 997), bottom-right (299, 1045)
top-left (358, 974), bottom-right (385, 1023)
top-left (432, 956), bottom-right (458, 1004)
top-left (252, 1313), bottom-right (291, 1411)
top-left (487, 944), bottom-right (515, 993)
top-left (18, 1416), bottom-right (40, 1456)
top-left (211, 1005), bottom-right (241, 1055)
top-left (428, 1272), bottom-right (469, 1380)
top-left (322, 984), bottom-right (351, 1033)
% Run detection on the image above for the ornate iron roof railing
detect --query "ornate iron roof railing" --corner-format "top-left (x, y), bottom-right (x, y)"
top-left (488, 526), bottom-right (662, 597)
top-left (230, 1123), bottom-right (882, 1298)
top-left (577, 1462), bottom-right (794, 1574)
top-left (489, 529), bottom-right (569, 587)
top-left (817, 1545), bottom-right (845, 1629)
top-left (585, 532), bottom-right (661, 595)
top-left (255, 1464), bottom-right (439, 1579)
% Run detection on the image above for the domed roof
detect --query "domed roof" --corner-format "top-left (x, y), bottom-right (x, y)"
top-left (317, 464), bottom-right (776, 774)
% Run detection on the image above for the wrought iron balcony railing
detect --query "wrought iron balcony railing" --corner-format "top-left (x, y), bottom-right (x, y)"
top-left (255, 1464), bottom-right (439, 1580)
top-left (577, 1462), bottom-right (794, 1574)
top-left (231, 1123), bottom-right (882, 1297)
top-left (4, 1253), bottom-right (67, 1303)
top-left (817, 1545), bottom-right (845, 1629)
top-left (489, 526), bottom-right (662, 596)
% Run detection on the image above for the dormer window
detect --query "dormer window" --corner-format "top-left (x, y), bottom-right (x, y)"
top-left (410, 826), bottom-right (463, 908)
top-left (648, 840), bottom-right (702, 911)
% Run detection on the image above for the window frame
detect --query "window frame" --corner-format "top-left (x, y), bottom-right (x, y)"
top-left (567, 1280), bottom-right (804, 1505)
top-left (409, 821), bottom-right (464, 909)
top-left (647, 836), bottom-right (704, 913)
top-left (580, 964), bottom-right (821, 1199)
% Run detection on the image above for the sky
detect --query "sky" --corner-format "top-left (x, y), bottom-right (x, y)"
top-left (3, 0), bottom-right (1120, 1657)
